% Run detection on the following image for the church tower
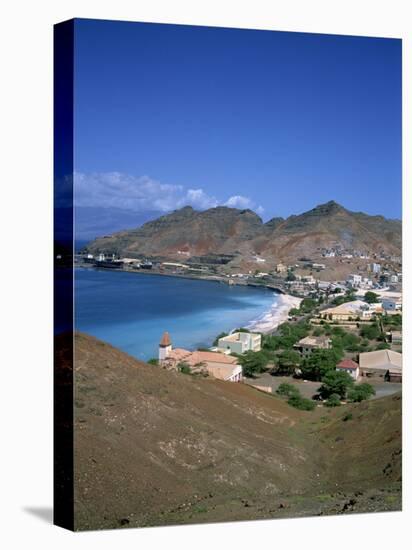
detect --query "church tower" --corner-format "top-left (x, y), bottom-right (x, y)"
top-left (159, 331), bottom-right (172, 363)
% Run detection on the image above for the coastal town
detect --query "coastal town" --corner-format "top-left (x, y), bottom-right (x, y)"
top-left (76, 243), bottom-right (402, 410)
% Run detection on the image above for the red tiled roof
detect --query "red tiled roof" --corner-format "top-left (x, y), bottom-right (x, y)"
top-left (337, 359), bottom-right (359, 370)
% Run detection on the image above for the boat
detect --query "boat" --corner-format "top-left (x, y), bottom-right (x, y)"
top-left (94, 259), bottom-right (124, 269)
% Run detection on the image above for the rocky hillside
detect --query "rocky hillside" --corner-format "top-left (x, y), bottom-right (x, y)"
top-left (83, 201), bottom-right (401, 267)
top-left (68, 333), bottom-right (401, 531)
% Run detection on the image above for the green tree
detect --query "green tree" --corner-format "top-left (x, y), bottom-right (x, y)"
top-left (147, 358), bottom-right (159, 365)
top-left (262, 334), bottom-right (282, 351)
top-left (238, 350), bottom-right (269, 378)
top-left (347, 383), bottom-right (375, 402)
top-left (300, 298), bottom-right (317, 313)
top-left (286, 270), bottom-right (296, 281)
top-left (331, 291), bottom-right (355, 306)
top-left (364, 291), bottom-right (380, 304)
top-left (318, 370), bottom-right (354, 399)
top-left (275, 350), bottom-right (301, 375)
top-left (332, 331), bottom-right (361, 353)
top-left (300, 348), bottom-right (343, 381)
top-left (360, 324), bottom-right (381, 340)
top-left (277, 321), bottom-right (310, 349)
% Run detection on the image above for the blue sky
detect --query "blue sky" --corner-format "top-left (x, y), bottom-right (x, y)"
top-left (74, 19), bottom-right (401, 221)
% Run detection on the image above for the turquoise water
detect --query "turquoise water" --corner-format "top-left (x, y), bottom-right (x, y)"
top-left (74, 268), bottom-right (277, 360)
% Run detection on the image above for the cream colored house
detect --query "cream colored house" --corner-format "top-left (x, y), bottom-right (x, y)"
top-left (158, 332), bottom-right (243, 382)
top-left (217, 331), bottom-right (261, 354)
top-left (320, 300), bottom-right (379, 321)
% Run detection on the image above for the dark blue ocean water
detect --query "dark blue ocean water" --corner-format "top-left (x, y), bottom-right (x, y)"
top-left (74, 268), bottom-right (277, 360)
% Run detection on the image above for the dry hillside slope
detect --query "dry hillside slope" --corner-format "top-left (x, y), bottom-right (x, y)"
top-left (67, 333), bottom-right (401, 531)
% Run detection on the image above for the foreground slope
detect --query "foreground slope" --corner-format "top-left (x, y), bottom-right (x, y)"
top-left (69, 333), bottom-right (401, 530)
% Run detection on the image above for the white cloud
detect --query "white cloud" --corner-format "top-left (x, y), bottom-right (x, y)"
top-left (73, 171), bottom-right (262, 215)
top-left (178, 188), bottom-right (219, 210)
top-left (224, 195), bottom-right (253, 209)
top-left (225, 195), bottom-right (264, 215)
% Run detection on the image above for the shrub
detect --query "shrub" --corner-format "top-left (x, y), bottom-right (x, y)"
top-left (178, 362), bottom-right (192, 375)
top-left (347, 383), bottom-right (376, 402)
top-left (324, 394), bottom-right (341, 407)
top-left (147, 358), bottom-right (159, 365)
top-left (276, 383), bottom-right (300, 398)
top-left (288, 394), bottom-right (316, 411)
top-left (342, 413), bottom-right (353, 421)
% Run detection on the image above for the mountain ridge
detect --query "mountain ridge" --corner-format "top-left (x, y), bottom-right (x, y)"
top-left (84, 201), bottom-right (402, 271)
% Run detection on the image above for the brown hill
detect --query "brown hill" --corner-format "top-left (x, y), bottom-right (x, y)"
top-left (70, 333), bottom-right (401, 531)
top-left (84, 201), bottom-right (401, 268)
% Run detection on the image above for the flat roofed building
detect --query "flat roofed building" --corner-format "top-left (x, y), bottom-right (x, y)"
top-left (217, 331), bottom-right (261, 354)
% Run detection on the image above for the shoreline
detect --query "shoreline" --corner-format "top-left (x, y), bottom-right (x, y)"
top-left (245, 293), bottom-right (302, 334)
top-left (74, 262), bottom-right (287, 294)
top-left (75, 263), bottom-right (299, 340)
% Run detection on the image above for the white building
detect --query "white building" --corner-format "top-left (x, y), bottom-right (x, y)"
top-left (217, 331), bottom-right (261, 354)
top-left (347, 274), bottom-right (362, 287)
top-left (275, 262), bottom-right (287, 273)
top-left (372, 263), bottom-right (381, 274)
top-left (336, 359), bottom-right (360, 380)
top-left (158, 331), bottom-right (172, 362)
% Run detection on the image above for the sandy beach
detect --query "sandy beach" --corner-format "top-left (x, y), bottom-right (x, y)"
top-left (245, 293), bottom-right (302, 334)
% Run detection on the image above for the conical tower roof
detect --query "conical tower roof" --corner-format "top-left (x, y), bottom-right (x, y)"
top-left (160, 331), bottom-right (171, 347)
